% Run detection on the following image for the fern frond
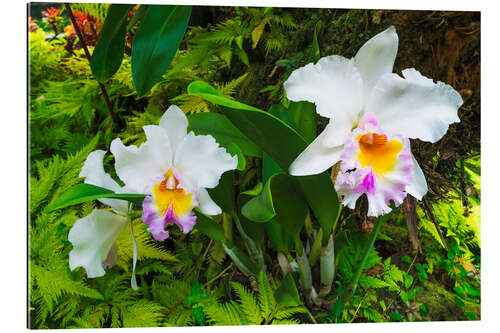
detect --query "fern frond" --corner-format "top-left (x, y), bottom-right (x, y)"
top-left (121, 300), bottom-right (166, 328)
top-left (31, 263), bottom-right (103, 313)
top-left (230, 282), bottom-right (263, 324)
top-left (204, 301), bottom-right (246, 326)
top-left (257, 270), bottom-right (276, 320)
top-left (214, 72), bottom-right (250, 97)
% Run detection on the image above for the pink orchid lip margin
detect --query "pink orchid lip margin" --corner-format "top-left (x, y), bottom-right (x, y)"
top-left (141, 168), bottom-right (197, 241)
top-left (334, 113), bottom-right (414, 217)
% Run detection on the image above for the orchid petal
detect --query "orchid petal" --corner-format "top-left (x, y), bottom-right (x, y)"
top-left (198, 188), bottom-right (222, 215)
top-left (68, 209), bottom-right (128, 278)
top-left (142, 196), bottom-right (170, 241)
top-left (367, 68), bottom-right (463, 143)
top-left (405, 154), bottom-right (428, 200)
top-left (79, 150), bottom-right (129, 213)
top-left (174, 132), bottom-right (238, 190)
top-left (289, 125), bottom-right (344, 176)
top-left (354, 26), bottom-right (398, 102)
top-left (284, 55), bottom-right (363, 144)
top-left (159, 105), bottom-right (188, 154)
top-left (110, 125), bottom-right (172, 193)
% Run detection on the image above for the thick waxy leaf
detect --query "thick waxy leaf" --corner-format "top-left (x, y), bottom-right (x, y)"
top-left (226, 143), bottom-right (246, 171)
top-left (241, 176), bottom-right (275, 223)
top-left (266, 219), bottom-right (293, 253)
top-left (193, 210), bottom-right (227, 243)
top-left (188, 81), bottom-right (339, 239)
top-left (242, 173), bottom-right (307, 238)
top-left (194, 208), bottom-right (261, 276)
top-left (237, 189), bottom-right (266, 245)
top-left (132, 5), bottom-right (191, 97)
top-left (46, 184), bottom-right (146, 212)
top-left (288, 101), bottom-right (317, 144)
top-left (207, 171), bottom-right (235, 215)
top-left (187, 113), bottom-right (261, 157)
top-left (188, 81), bottom-right (262, 112)
top-left (274, 272), bottom-right (301, 306)
top-left (91, 4), bottom-right (134, 82)
top-left (223, 244), bottom-right (260, 276)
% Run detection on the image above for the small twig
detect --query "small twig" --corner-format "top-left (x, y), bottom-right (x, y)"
top-left (422, 196), bottom-right (448, 250)
top-left (350, 288), bottom-right (371, 323)
top-left (64, 3), bottom-right (121, 127)
top-left (305, 307), bottom-right (318, 324)
top-left (203, 263), bottom-right (233, 288)
top-left (384, 251), bottom-right (419, 315)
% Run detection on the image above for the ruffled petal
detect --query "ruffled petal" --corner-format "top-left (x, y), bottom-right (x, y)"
top-left (175, 212), bottom-right (197, 234)
top-left (284, 55), bottom-right (363, 143)
top-left (354, 26), bottom-right (398, 102)
top-left (159, 105), bottom-right (188, 154)
top-left (68, 209), bottom-right (128, 278)
top-left (335, 124), bottom-right (414, 217)
top-left (142, 196), bottom-right (170, 241)
top-left (79, 150), bottom-right (129, 213)
top-left (289, 124), bottom-right (344, 176)
top-left (405, 154), bottom-right (428, 200)
top-left (198, 187), bottom-right (222, 215)
top-left (110, 125), bottom-right (172, 193)
top-left (174, 132), bottom-right (238, 190)
top-left (366, 68), bottom-right (463, 143)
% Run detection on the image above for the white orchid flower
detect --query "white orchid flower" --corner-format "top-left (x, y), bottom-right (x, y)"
top-left (68, 105), bottom-right (238, 279)
top-left (285, 26), bottom-right (463, 216)
top-left (69, 150), bottom-right (131, 278)
top-left (111, 105), bottom-right (237, 240)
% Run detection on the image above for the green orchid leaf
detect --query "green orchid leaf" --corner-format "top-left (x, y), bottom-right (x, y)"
top-left (274, 272), bottom-right (301, 306)
top-left (288, 101), bottom-right (317, 144)
top-left (237, 186), bottom-right (267, 246)
top-left (187, 112), bottom-right (261, 157)
top-left (90, 4), bottom-right (134, 82)
top-left (188, 81), bottom-right (262, 112)
top-left (241, 176), bottom-right (275, 223)
top-left (242, 173), bottom-right (307, 238)
top-left (223, 243), bottom-right (260, 276)
top-left (46, 183), bottom-right (146, 212)
top-left (207, 171), bottom-right (235, 215)
top-left (226, 143), bottom-right (246, 171)
top-left (266, 219), bottom-right (293, 253)
top-left (132, 5), bottom-right (191, 97)
top-left (188, 80), bottom-right (339, 239)
top-left (193, 210), bottom-right (227, 243)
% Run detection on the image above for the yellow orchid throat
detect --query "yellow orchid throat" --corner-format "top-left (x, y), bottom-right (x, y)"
top-left (152, 169), bottom-right (193, 218)
top-left (356, 133), bottom-right (403, 175)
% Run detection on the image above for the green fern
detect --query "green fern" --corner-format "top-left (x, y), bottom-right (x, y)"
top-left (204, 271), bottom-right (307, 325)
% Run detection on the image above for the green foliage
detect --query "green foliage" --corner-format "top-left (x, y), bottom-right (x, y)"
top-left (29, 6), bottom-right (480, 328)
top-left (204, 271), bottom-right (308, 325)
top-left (68, 3), bottom-right (111, 22)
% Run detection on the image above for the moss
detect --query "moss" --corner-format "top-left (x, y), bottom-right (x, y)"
top-left (417, 280), bottom-right (480, 321)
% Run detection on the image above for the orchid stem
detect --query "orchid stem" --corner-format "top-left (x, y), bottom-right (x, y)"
top-left (319, 234), bottom-right (335, 298)
top-left (343, 214), bottom-right (385, 302)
